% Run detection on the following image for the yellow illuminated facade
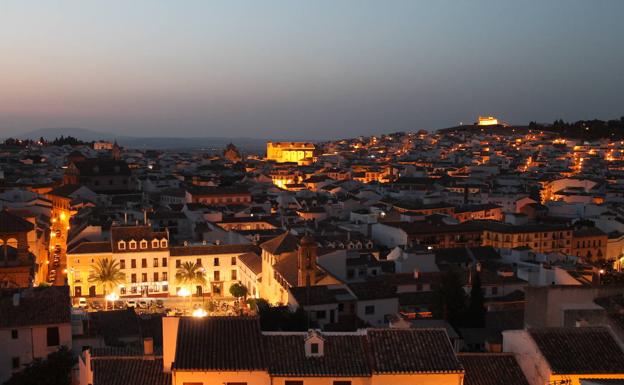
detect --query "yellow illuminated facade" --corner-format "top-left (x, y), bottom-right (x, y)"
top-left (477, 116), bottom-right (499, 126)
top-left (267, 141), bottom-right (315, 165)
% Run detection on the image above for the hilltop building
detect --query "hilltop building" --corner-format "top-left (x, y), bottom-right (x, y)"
top-left (266, 142), bottom-right (315, 165)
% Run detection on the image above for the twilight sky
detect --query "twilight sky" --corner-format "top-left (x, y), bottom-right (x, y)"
top-left (1, 0), bottom-right (623, 140)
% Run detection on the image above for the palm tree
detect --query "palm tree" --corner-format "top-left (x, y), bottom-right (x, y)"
top-left (175, 261), bottom-right (206, 295)
top-left (88, 258), bottom-right (125, 296)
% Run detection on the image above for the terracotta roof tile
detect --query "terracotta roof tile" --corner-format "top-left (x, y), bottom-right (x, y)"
top-left (529, 327), bottom-right (624, 374)
top-left (0, 286), bottom-right (70, 328)
top-left (260, 232), bottom-right (300, 255)
top-left (458, 353), bottom-right (529, 385)
top-left (68, 241), bottom-right (112, 255)
top-left (0, 209), bottom-right (34, 233)
top-left (368, 329), bottom-right (463, 373)
top-left (92, 358), bottom-right (170, 385)
top-left (174, 317), bottom-right (265, 371)
top-left (264, 334), bottom-right (370, 376)
top-left (238, 252), bottom-right (262, 274)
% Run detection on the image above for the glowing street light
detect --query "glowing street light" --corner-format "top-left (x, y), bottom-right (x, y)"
top-left (192, 308), bottom-right (207, 317)
top-left (177, 288), bottom-right (191, 297)
top-left (105, 293), bottom-right (119, 311)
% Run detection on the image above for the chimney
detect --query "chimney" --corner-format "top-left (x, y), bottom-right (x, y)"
top-left (143, 337), bottom-right (154, 359)
top-left (12, 293), bottom-right (20, 306)
top-left (143, 210), bottom-right (147, 225)
top-left (124, 212), bottom-right (128, 224)
top-left (413, 269), bottom-right (420, 279)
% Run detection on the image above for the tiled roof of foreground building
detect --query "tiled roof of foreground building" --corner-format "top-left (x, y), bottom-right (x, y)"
top-left (92, 359), bottom-right (171, 385)
top-left (174, 317), bottom-right (463, 375)
top-left (529, 327), bottom-right (624, 374)
top-left (458, 353), bottom-right (530, 385)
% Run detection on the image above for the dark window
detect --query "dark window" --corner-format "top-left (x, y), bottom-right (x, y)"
top-left (214, 271), bottom-right (220, 281)
top-left (316, 310), bottom-right (326, 319)
top-left (214, 257), bottom-right (220, 266)
top-left (11, 329), bottom-right (18, 339)
top-left (365, 305), bottom-right (375, 315)
top-left (176, 259), bottom-right (181, 268)
top-left (311, 343), bottom-right (319, 354)
top-left (12, 357), bottom-right (19, 369)
top-left (120, 259), bottom-right (125, 269)
top-left (196, 258), bottom-right (202, 266)
top-left (141, 259), bottom-right (147, 268)
top-left (154, 272), bottom-right (159, 281)
top-left (131, 259), bottom-right (136, 268)
top-left (285, 381), bottom-right (303, 385)
top-left (142, 273), bottom-right (147, 282)
top-left (162, 258), bottom-right (168, 267)
top-left (46, 327), bottom-right (60, 346)
top-left (231, 256), bottom-right (237, 266)
top-left (153, 258), bottom-right (159, 267)
top-left (163, 272), bottom-right (168, 281)
top-left (131, 274), bottom-right (137, 283)
top-left (231, 269), bottom-right (237, 280)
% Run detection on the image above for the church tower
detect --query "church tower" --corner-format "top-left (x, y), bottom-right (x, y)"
top-left (112, 140), bottom-right (121, 160)
top-left (297, 234), bottom-right (317, 287)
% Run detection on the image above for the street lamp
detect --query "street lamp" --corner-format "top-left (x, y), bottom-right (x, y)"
top-left (105, 293), bottom-right (119, 311)
top-left (192, 308), bottom-right (207, 317)
top-left (178, 287), bottom-right (192, 313)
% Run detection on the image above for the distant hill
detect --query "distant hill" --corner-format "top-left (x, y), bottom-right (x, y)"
top-left (8, 127), bottom-right (269, 152)
top-left (15, 127), bottom-right (116, 142)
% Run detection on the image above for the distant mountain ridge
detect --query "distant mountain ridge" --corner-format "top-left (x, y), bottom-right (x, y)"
top-left (7, 127), bottom-right (271, 152)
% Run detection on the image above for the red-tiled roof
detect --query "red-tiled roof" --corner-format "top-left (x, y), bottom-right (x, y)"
top-left (264, 334), bottom-right (370, 376)
top-left (110, 225), bottom-right (168, 253)
top-left (0, 209), bottom-right (34, 233)
top-left (173, 318), bottom-right (463, 376)
top-left (529, 327), bottom-right (624, 374)
top-left (68, 241), bottom-right (112, 255)
top-left (169, 244), bottom-right (259, 257)
top-left (368, 329), bottom-right (463, 373)
top-left (260, 232), bottom-right (300, 255)
top-left (458, 353), bottom-right (529, 385)
top-left (238, 252), bottom-right (262, 274)
top-left (92, 358), bottom-right (171, 385)
top-left (174, 317), bottom-right (265, 371)
top-left (0, 286), bottom-right (71, 328)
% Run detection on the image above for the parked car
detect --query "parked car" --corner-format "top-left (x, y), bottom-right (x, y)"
top-left (137, 300), bottom-right (148, 309)
top-left (125, 299), bottom-right (137, 308)
top-left (155, 299), bottom-right (164, 308)
top-left (114, 300), bottom-right (125, 310)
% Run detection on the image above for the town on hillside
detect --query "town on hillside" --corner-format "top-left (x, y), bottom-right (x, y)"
top-left (2, 121), bottom-right (624, 384)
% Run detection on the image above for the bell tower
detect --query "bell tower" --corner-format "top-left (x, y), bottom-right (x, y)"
top-left (297, 234), bottom-right (317, 287)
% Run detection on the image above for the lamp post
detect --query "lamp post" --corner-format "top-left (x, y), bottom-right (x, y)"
top-left (105, 293), bottom-right (119, 311)
top-left (177, 287), bottom-right (191, 312)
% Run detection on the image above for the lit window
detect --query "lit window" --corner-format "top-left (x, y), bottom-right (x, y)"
top-left (152, 239), bottom-right (159, 248)
top-left (160, 239), bottom-right (168, 248)
top-left (129, 240), bottom-right (137, 250)
top-left (140, 240), bottom-right (148, 249)
top-left (118, 241), bottom-right (126, 250)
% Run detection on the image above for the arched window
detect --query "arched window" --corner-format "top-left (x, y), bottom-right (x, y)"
top-left (118, 241), bottom-right (126, 250)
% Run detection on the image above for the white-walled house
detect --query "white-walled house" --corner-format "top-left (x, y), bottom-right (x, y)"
top-left (0, 286), bottom-right (72, 384)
